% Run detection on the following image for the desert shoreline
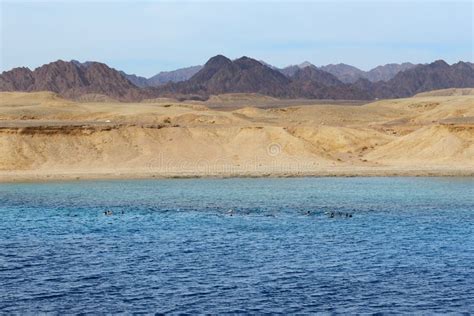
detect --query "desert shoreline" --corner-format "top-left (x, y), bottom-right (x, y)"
top-left (1, 167), bottom-right (473, 183)
top-left (1, 92), bottom-right (473, 182)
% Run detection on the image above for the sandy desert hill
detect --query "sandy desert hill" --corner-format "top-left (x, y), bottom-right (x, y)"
top-left (0, 90), bottom-right (472, 181)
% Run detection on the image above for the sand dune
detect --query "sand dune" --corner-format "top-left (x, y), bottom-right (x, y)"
top-left (0, 92), bottom-right (472, 181)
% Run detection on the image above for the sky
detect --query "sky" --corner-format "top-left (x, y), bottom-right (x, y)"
top-left (0, 0), bottom-right (473, 77)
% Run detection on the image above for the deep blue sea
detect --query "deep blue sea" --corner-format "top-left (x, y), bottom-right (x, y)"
top-left (0, 177), bottom-right (473, 314)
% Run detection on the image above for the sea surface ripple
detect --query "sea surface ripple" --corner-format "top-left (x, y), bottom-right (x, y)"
top-left (0, 177), bottom-right (473, 313)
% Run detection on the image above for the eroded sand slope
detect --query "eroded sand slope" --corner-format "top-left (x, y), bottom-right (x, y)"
top-left (0, 91), bottom-right (472, 181)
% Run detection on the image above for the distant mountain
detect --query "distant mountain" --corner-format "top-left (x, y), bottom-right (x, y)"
top-left (320, 62), bottom-right (418, 83)
top-left (0, 60), bottom-right (143, 101)
top-left (318, 63), bottom-right (366, 83)
top-left (147, 65), bottom-right (203, 86)
top-left (366, 63), bottom-right (416, 82)
top-left (118, 65), bottom-right (203, 88)
top-left (279, 61), bottom-right (315, 77)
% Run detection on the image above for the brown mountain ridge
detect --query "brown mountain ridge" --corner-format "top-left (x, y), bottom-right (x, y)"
top-left (0, 60), bottom-right (144, 101)
top-left (1, 55), bottom-right (473, 101)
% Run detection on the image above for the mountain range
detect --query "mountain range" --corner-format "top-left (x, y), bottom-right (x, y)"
top-left (153, 56), bottom-right (474, 100)
top-left (1, 55), bottom-right (473, 101)
top-left (119, 60), bottom-right (418, 87)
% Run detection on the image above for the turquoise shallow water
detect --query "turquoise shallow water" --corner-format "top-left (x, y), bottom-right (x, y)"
top-left (0, 177), bottom-right (473, 314)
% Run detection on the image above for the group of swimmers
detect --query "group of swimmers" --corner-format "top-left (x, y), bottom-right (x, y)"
top-left (309, 210), bottom-right (353, 218)
top-left (325, 211), bottom-right (353, 218)
top-left (103, 208), bottom-right (353, 218)
top-left (226, 209), bottom-right (352, 218)
top-left (104, 210), bottom-right (125, 216)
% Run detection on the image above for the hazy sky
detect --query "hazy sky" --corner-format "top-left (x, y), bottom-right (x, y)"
top-left (1, 0), bottom-right (473, 77)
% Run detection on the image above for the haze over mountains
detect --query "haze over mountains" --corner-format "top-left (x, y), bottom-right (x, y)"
top-left (0, 55), bottom-right (473, 101)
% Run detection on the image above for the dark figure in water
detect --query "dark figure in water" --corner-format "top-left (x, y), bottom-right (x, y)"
top-left (330, 212), bottom-right (335, 218)
top-left (104, 210), bottom-right (113, 216)
top-left (305, 211), bottom-right (311, 216)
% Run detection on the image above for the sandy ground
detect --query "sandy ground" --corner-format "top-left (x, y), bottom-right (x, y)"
top-left (0, 91), bottom-right (473, 182)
